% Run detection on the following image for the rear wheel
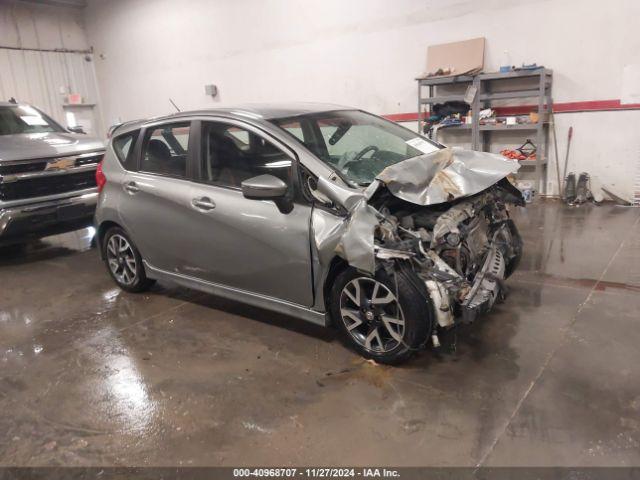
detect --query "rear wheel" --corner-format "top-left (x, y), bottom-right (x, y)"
top-left (102, 227), bottom-right (154, 293)
top-left (329, 267), bottom-right (432, 365)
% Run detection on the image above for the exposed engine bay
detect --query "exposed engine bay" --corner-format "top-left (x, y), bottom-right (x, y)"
top-left (370, 177), bottom-right (524, 329)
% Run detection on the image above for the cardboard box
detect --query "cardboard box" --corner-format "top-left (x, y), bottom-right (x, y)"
top-left (420, 37), bottom-right (485, 78)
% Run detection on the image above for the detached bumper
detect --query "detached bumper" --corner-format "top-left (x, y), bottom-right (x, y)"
top-left (0, 189), bottom-right (98, 246)
top-left (460, 238), bottom-right (507, 324)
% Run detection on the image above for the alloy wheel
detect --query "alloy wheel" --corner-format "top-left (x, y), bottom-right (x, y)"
top-left (106, 234), bottom-right (137, 286)
top-left (339, 277), bottom-right (405, 353)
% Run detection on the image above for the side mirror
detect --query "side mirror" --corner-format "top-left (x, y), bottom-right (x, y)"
top-left (241, 174), bottom-right (288, 199)
top-left (68, 125), bottom-right (86, 134)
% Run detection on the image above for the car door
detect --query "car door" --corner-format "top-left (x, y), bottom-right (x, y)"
top-left (186, 118), bottom-right (314, 307)
top-left (117, 120), bottom-right (197, 273)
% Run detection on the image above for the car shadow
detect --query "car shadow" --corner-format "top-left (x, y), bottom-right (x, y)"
top-left (156, 282), bottom-right (338, 344)
top-left (0, 242), bottom-right (74, 266)
top-left (0, 240), bottom-right (95, 267)
top-left (151, 281), bottom-right (522, 365)
top-left (0, 228), bottom-right (96, 267)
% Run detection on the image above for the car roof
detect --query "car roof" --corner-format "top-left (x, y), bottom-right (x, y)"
top-left (186, 102), bottom-right (351, 119)
top-left (111, 102), bottom-right (353, 135)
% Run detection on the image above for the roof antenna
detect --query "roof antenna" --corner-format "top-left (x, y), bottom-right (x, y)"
top-left (169, 98), bottom-right (181, 112)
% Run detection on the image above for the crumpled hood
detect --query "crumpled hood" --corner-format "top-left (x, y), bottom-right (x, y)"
top-left (366, 147), bottom-right (520, 206)
top-left (0, 132), bottom-right (104, 162)
top-left (316, 147), bottom-right (520, 274)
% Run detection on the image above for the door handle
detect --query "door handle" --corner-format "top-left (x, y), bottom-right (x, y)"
top-left (191, 196), bottom-right (216, 211)
top-left (124, 181), bottom-right (140, 194)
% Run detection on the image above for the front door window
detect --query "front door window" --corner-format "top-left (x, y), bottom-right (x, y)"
top-left (201, 122), bottom-right (292, 191)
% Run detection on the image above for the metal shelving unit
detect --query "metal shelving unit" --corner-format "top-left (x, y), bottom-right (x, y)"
top-left (418, 68), bottom-right (553, 194)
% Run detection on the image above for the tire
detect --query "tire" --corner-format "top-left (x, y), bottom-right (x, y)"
top-left (329, 266), bottom-right (432, 365)
top-left (102, 227), bottom-right (155, 293)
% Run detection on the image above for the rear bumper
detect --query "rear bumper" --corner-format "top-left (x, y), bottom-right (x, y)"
top-left (0, 189), bottom-right (98, 245)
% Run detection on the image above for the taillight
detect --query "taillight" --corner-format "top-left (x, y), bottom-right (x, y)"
top-left (96, 161), bottom-right (107, 192)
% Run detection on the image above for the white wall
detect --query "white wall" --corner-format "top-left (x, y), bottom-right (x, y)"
top-left (83, 0), bottom-right (640, 198)
top-left (0, 0), bottom-right (87, 50)
top-left (0, 1), bottom-right (104, 135)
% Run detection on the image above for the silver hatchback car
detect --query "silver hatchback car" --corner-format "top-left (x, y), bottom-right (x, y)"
top-left (95, 103), bottom-right (524, 364)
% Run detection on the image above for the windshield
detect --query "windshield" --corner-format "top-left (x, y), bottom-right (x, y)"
top-left (0, 105), bottom-right (64, 136)
top-left (272, 110), bottom-right (441, 186)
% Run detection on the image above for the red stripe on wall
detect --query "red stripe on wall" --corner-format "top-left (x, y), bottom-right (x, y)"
top-left (383, 99), bottom-right (640, 122)
top-left (384, 112), bottom-right (426, 122)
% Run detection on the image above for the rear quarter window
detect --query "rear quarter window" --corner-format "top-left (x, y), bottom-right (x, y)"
top-left (112, 130), bottom-right (140, 169)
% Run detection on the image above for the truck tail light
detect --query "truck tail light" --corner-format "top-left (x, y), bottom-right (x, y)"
top-left (96, 161), bottom-right (107, 193)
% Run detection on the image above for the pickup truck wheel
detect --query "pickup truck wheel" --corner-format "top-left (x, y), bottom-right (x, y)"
top-left (102, 227), bottom-right (154, 293)
top-left (329, 267), bottom-right (431, 365)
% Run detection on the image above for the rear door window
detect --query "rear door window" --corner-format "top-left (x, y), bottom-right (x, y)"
top-left (140, 122), bottom-right (191, 178)
top-left (112, 130), bottom-right (139, 169)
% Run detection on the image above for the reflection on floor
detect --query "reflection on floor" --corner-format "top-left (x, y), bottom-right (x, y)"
top-left (0, 200), bottom-right (639, 466)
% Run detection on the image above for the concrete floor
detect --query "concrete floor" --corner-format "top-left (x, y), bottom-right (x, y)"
top-left (1, 200), bottom-right (639, 467)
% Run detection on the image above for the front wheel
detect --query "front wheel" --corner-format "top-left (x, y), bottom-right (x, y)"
top-left (329, 267), bottom-right (432, 365)
top-left (102, 227), bottom-right (154, 293)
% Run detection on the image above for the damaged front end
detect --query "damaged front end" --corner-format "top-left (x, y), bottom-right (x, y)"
top-left (315, 147), bottom-right (524, 345)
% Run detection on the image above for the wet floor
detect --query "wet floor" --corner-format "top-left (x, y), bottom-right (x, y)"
top-left (0, 200), bottom-right (639, 467)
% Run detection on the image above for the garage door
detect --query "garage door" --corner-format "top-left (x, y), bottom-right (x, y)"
top-left (0, 48), bottom-right (103, 136)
